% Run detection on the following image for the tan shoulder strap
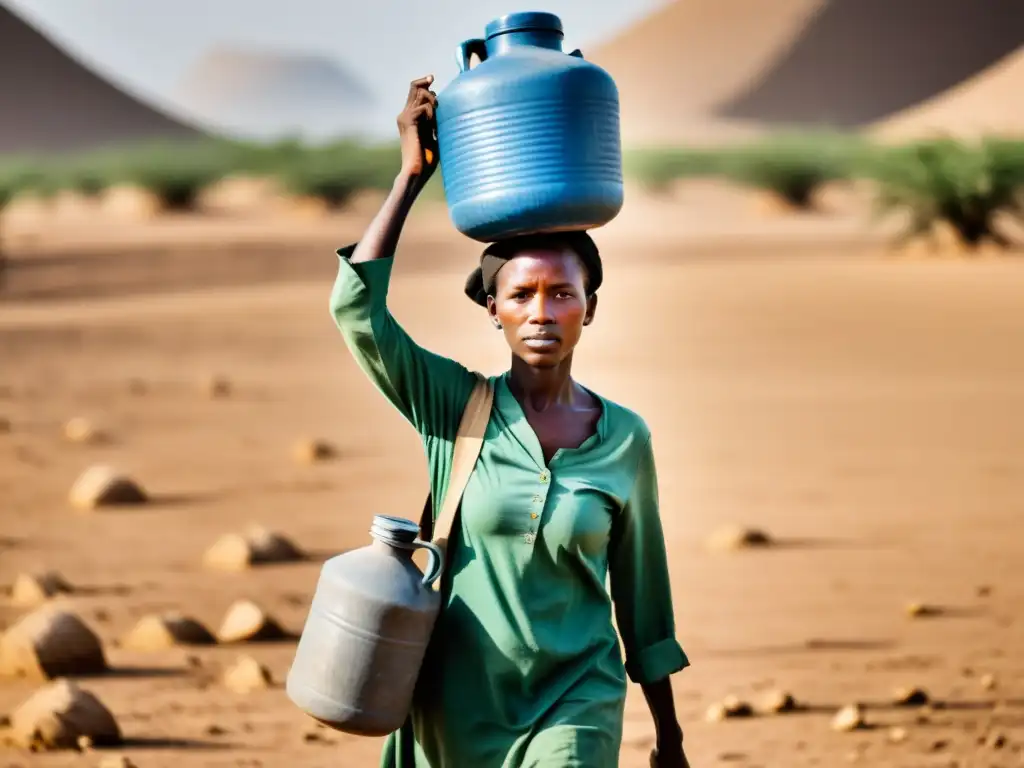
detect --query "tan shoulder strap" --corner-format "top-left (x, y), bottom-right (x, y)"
top-left (431, 375), bottom-right (494, 562)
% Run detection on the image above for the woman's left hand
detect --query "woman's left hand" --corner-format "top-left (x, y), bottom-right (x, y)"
top-left (649, 741), bottom-right (691, 768)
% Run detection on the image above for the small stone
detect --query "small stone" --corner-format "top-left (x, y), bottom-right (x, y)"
top-left (10, 571), bottom-right (74, 607)
top-left (0, 416), bottom-right (10, 433)
top-left (906, 602), bottom-right (943, 619)
top-left (76, 734), bottom-right (93, 751)
top-left (929, 739), bottom-right (948, 751)
top-left (980, 673), bottom-right (997, 690)
top-left (760, 689), bottom-right (798, 714)
top-left (121, 613), bottom-right (216, 651)
top-left (186, 655), bottom-right (203, 668)
top-left (9, 679), bottom-right (120, 750)
top-left (203, 527), bottom-right (304, 571)
top-left (203, 375), bottom-right (232, 399)
top-left (985, 731), bottom-right (1007, 749)
top-left (216, 600), bottom-right (286, 644)
top-left (893, 686), bottom-right (930, 707)
top-left (69, 466), bottom-right (147, 510)
top-left (705, 695), bottom-right (754, 721)
top-left (706, 525), bottom-right (774, 552)
top-left (888, 726), bottom-right (908, 744)
top-left (222, 655), bottom-right (272, 694)
top-left (292, 439), bottom-right (338, 464)
top-left (976, 585), bottom-right (992, 597)
top-left (0, 607), bottom-right (107, 679)
top-left (205, 724), bottom-right (227, 736)
top-left (63, 417), bottom-right (106, 445)
top-left (831, 704), bottom-right (867, 732)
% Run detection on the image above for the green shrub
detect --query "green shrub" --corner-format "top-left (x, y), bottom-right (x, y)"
top-left (279, 140), bottom-right (402, 208)
top-left (867, 137), bottom-right (1024, 248)
top-left (112, 141), bottom-right (234, 210)
top-left (623, 147), bottom-right (724, 192)
top-left (712, 133), bottom-right (862, 209)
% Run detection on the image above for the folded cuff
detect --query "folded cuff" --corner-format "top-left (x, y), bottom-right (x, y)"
top-left (625, 638), bottom-right (690, 685)
top-left (330, 244), bottom-right (394, 319)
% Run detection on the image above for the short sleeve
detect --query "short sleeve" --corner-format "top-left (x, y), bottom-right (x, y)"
top-left (329, 244), bottom-right (476, 441)
top-left (609, 431), bottom-right (690, 684)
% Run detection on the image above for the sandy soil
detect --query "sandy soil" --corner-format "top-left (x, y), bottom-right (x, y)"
top-left (1, 203), bottom-right (1023, 767)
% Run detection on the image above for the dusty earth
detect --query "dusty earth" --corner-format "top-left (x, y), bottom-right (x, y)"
top-left (1, 193), bottom-right (1023, 767)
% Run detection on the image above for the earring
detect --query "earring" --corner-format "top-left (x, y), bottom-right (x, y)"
top-left (493, 321), bottom-right (502, 330)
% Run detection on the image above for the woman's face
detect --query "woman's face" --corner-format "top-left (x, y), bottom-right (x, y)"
top-left (486, 248), bottom-right (597, 369)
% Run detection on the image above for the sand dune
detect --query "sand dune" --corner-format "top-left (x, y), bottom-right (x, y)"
top-left (172, 48), bottom-right (379, 142)
top-left (589, 0), bottom-right (824, 145)
top-left (0, 6), bottom-right (203, 154)
top-left (718, 0), bottom-right (1024, 128)
top-left (871, 47), bottom-right (1024, 141)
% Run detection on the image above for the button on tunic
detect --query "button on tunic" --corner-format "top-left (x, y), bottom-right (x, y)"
top-left (330, 248), bottom-right (689, 768)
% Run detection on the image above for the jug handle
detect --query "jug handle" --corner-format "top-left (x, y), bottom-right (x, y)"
top-left (413, 539), bottom-right (444, 587)
top-left (569, 48), bottom-right (584, 58)
top-left (456, 38), bottom-right (488, 73)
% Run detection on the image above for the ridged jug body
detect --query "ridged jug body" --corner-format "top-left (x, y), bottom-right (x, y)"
top-left (436, 12), bottom-right (623, 242)
top-left (285, 515), bottom-right (443, 736)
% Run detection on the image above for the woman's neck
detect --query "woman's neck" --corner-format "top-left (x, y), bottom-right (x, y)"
top-left (507, 355), bottom-right (576, 411)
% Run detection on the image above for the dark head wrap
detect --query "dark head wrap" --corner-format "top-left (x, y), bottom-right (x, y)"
top-left (463, 231), bottom-right (603, 307)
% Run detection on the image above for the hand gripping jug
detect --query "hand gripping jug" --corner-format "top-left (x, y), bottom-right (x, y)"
top-left (436, 11), bottom-right (624, 241)
top-left (285, 515), bottom-right (443, 736)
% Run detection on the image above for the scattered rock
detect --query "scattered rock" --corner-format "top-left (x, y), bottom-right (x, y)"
top-left (706, 525), bottom-right (774, 552)
top-left (905, 602), bottom-right (943, 619)
top-left (203, 375), bottom-right (232, 399)
top-left (223, 655), bottom-right (272, 694)
top-left (205, 723), bottom-right (227, 736)
top-left (77, 734), bottom-right (93, 750)
top-left (893, 686), bottom-right (930, 707)
top-left (8, 679), bottom-right (120, 750)
top-left (831, 704), bottom-right (867, 732)
top-left (203, 527), bottom-right (304, 571)
top-left (292, 438), bottom-right (338, 464)
top-left (0, 607), bottom-right (107, 679)
top-left (0, 416), bottom-right (10, 433)
top-left (888, 726), bottom-right (908, 744)
top-left (976, 585), bottom-right (992, 597)
top-left (121, 613), bottom-right (216, 651)
top-left (984, 731), bottom-right (1007, 749)
top-left (63, 418), bottom-right (107, 446)
top-left (99, 757), bottom-right (137, 768)
top-left (759, 689), bottom-right (798, 714)
top-left (928, 739), bottom-right (948, 752)
top-left (216, 600), bottom-right (287, 644)
top-left (10, 571), bottom-right (74, 607)
top-left (69, 466), bottom-right (147, 510)
top-left (705, 695), bottom-right (755, 722)
top-left (980, 673), bottom-right (997, 691)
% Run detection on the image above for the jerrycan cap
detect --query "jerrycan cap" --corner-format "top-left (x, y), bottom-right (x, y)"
top-left (485, 11), bottom-right (564, 39)
top-left (370, 514), bottom-right (421, 545)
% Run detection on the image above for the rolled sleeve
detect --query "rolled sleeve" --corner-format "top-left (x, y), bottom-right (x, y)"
top-left (609, 430), bottom-right (690, 685)
top-left (625, 637), bottom-right (690, 686)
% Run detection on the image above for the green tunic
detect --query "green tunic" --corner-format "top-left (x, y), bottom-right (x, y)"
top-left (330, 246), bottom-right (689, 768)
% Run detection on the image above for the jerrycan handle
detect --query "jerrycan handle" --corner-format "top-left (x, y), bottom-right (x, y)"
top-left (413, 538), bottom-right (444, 587)
top-left (456, 38), bottom-right (488, 73)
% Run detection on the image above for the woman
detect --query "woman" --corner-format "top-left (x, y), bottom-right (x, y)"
top-left (331, 75), bottom-right (691, 768)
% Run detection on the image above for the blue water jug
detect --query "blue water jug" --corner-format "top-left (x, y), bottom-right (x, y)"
top-left (436, 12), bottom-right (623, 242)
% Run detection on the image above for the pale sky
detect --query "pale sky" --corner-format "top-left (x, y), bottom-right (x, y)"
top-left (5, 0), bottom-right (666, 135)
